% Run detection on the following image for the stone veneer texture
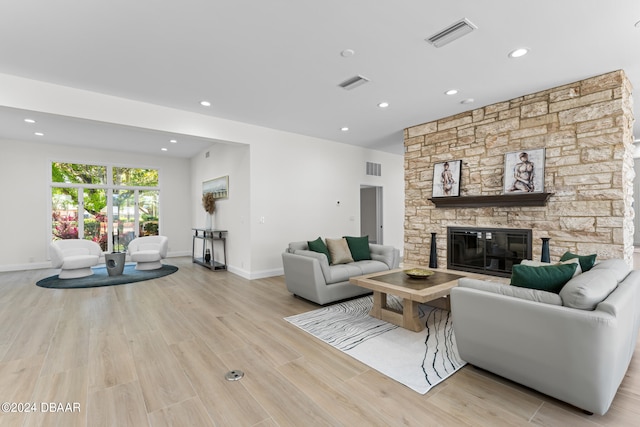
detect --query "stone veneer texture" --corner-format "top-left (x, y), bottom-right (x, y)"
top-left (404, 70), bottom-right (635, 267)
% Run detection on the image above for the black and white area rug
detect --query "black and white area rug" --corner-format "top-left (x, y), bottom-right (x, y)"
top-left (284, 295), bottom-right (465, 394)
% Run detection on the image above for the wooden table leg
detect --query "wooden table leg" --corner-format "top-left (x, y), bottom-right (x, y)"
top-left (370, 291), bottom-right (385, 319)
top-left (403, 299), bottom-right (424, 332)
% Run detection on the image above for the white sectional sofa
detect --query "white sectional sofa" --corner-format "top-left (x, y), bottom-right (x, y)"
top-left (450, 258), bottom-right (640, 415)
top-left (282, 238), bottom-right (400, 305)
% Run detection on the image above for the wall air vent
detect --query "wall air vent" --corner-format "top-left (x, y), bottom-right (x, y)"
top-left (339, 75), bottom-right (370, 90)
top-left (426, 18), bottom-right (477, 48)
top-left (366, 162), bottom-right (382, 177)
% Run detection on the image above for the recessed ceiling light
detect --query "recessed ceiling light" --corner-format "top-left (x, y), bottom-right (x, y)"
top-left (24, 118), bottom-right (36, 123)
top-left (460, 98), bottom-right (474, 104)
top-left (161, 148), bottom-right (168, 151)
top-left (445, 89), bottom-right (458, 95)
top-left (200, 101), bottom-right (211, 107)
top-left (340, 49), bottom-right (355, 57)
top-left (170, 139), bottom-right (178, 143)
top-left (508, 48), bottom-right (529, 58)
top-left (34, 132), bottom-right (44, 136)
top-left (635, 20), bottom-right (640, 28)
top-left (341, 127), bottom-right (349, 132)
top-left (378, 102), bottom-right (390, 108)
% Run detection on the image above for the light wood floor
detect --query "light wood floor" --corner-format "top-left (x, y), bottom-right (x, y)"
top-left (1, 257), bottom-right (639, 426)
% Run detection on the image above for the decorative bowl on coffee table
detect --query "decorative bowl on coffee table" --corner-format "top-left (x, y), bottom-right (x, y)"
top-left (404, 268), bottom-right (434, 279)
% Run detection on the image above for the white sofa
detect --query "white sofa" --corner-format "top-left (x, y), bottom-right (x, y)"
top-left (282, 240), bottom-right (400, 305)
top-left (128, 235), bottom-right (168, 270)
top-left (450, 259), bottom-right (640, 415)
top-left (50, 239), bottom-right (102, 279)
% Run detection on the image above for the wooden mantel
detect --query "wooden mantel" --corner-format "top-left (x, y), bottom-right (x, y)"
top-left (428, 192), bottom-right (553, 208)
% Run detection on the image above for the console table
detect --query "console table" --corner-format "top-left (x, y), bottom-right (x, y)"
top-left (192, 228), bottom-right (227, 270)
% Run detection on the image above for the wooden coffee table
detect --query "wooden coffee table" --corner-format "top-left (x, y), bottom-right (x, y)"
top-left (349, 267), bottom-right (472, 332)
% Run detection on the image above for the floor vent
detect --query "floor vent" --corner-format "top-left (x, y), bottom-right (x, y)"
top-left (366, 162), bottom-right (382, 176)
top-left (426, 18), bottom-right (477, 48)
top-left (339, 75), bottom-right (370, 90)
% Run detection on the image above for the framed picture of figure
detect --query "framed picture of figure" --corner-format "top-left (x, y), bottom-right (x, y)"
top-left (503, 148), bottom-right (545, 194)
top-left (432, 160), bottom-right (462, 197)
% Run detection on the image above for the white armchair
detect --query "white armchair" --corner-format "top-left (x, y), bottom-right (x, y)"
top-left (50, 239), bottom-right (102, 279)
top-left (127, 236), bottom-right (168, 270)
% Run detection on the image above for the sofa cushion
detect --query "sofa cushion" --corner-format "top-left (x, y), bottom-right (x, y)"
top-left (351, 260), bottom-right (388, 275)
top-left (459, 278), bottom-right (563, 305)
top-left (326, 238), bottom-right (354, 265)
top-left (511, 262), bottom-right (577, 293)
top-left (560, 251), bottom-right (597, 272)
top-left (307, 237), bottom-right (331, 263)
top-left (325, 263), bottom-right (364, 284)
top-left (130, 250), bottom-right (161, 262)
top-left (62, 254), bottom-right (100, 269)
top-left (344, 235), bottom-right (372, 261)
top-left (288, 241), bottom-right (308, 252)
top-left (521, 258), bottom-right (582, 277)
top-left (590, 258), bottom-right (630, 282)
top-left (370, 244), bottom-right (398, 270)
top-left (560, 269), bottom-right (619, 310)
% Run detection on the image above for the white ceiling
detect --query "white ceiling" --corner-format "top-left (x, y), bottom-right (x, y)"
top-left (0, 1), bottom-right (639, 157)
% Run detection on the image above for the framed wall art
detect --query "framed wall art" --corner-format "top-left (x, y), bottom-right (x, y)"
top-left (203, 175), bottom-right (229, 199)
top-left (503, 148), bottom-right (545, 194)
top-left (432, 160), bottom-right (462, 197)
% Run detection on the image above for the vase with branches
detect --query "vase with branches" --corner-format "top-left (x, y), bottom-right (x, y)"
top-left (202, 192), bottom-right (216, 229)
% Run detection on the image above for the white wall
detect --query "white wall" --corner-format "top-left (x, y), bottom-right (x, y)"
top-left (0, 139), bottom-right (192, 271)
top-left (248, 135), bottom-right (404, 278)
top-left (190, 142), bottom-right (251, 275)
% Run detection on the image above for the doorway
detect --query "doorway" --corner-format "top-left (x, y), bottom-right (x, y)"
top-left (360, 186), bottom-right (383, 244)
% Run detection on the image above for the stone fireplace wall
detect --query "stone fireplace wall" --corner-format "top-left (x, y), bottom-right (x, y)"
top-left (404, 70), bottom-right (635, 267)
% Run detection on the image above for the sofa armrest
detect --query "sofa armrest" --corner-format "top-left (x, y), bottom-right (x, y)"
top-left (282, 252), bottom-right (328, 302)
top-left (369, 244), bottom-right (400, 269)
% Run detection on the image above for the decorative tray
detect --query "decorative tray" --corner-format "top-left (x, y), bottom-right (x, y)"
top-left (404, 268), bottom-right (434, 279)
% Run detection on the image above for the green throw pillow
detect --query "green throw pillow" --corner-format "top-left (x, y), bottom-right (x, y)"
top-left (511, 263), bottom-right (578, 294)
top-left (559, 251), bottom-right (597, 272)
top-left (308, 237), bottom-right (331, 263)
top-left (344, 235), bottom-right (371, 261)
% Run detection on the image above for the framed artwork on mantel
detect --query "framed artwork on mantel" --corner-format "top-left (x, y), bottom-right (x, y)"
top-left (503, 148), bottom-right (545, 194)
top-left (432, 160), bottom-right (462, 197)
top-left (203, 175), bottom-right (229, 199)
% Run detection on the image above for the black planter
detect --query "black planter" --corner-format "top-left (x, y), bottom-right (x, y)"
top-left (429, 232), bottom-right (438, 268)
top-left (540, 238), bottom-right (551, 263)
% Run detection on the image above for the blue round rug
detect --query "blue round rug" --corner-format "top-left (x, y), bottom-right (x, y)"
top-left (36, 264), bottom-right (178, 289)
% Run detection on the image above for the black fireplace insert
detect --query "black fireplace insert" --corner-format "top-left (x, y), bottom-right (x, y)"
top-left (447, 227), bottom-right (532, 277)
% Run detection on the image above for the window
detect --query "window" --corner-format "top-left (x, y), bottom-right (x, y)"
top-left (51, 162), bottom-right (160, 252)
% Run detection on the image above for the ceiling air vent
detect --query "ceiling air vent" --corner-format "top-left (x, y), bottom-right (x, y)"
top-left (339, 75), bottom-right (370, 90)
top-left (366, 162), bottom-right (381, 177)
top-left (426, 18), bottom-right (477, 48)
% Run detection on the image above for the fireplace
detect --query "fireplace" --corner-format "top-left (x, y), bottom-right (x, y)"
top-left (447, 227), bottom-right (532, 277)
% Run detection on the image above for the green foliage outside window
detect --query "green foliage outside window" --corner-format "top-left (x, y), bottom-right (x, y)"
top-left (113, 167), bottom-right (159, 186)
top-left (51, 162), bottom-right (160, 243)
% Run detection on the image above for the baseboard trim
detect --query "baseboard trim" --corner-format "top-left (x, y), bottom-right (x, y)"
top-left (0, 262), bottom-right (51, 272)
top-left (226, 266), bottom-right (283, 280)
